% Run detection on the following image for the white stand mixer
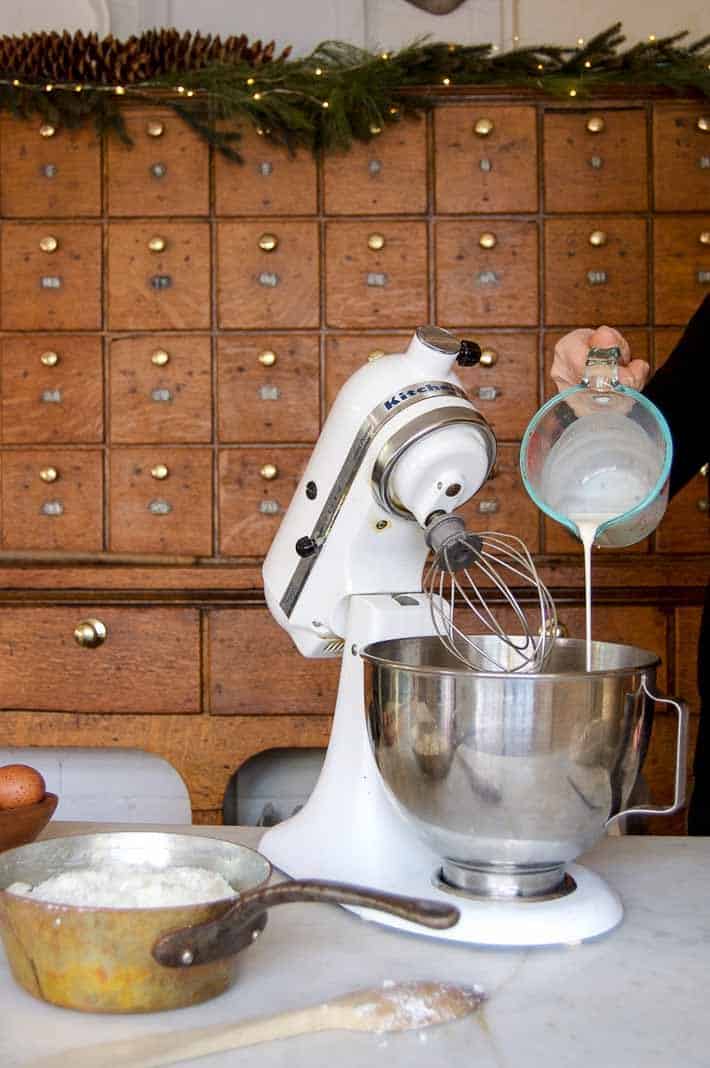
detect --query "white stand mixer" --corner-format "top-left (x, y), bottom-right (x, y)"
top-left (261, 326), bottom-right (625, 947)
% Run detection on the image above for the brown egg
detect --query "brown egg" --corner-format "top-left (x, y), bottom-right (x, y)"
top-left (0, 764), bottom-right (46, 809)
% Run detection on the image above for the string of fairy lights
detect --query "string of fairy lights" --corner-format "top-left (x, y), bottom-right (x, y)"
top-left (1, 31), bottom-right (705, 101)
top-left (0, 26), bottom-right (708, 157)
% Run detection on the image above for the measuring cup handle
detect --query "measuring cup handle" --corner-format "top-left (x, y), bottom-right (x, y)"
top-left (581, 346), bottom-right (621, 391)
top-left (153, 880), bottom-right (460, 968)
top-left (605, 681), bottom-right (689, 830)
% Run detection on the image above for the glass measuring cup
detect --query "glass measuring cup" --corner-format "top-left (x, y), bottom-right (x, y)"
top-left (520, 346), bottom-right (673, 547)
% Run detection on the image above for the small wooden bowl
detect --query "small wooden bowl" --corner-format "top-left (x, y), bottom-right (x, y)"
top-left (0, 794), bottom-right (58, 853)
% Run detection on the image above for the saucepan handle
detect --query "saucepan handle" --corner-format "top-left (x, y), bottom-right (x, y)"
top-left (153, 879), bottom-right (460, 968)
top-left (605, 681), bottom-right (689, 830)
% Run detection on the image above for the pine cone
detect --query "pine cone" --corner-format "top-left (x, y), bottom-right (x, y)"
top-left (0, 29), bottom-right (291, 84)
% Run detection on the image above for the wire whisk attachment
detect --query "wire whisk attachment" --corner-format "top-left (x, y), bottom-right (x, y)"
top-left (423, 514), bottom-right (557, 673)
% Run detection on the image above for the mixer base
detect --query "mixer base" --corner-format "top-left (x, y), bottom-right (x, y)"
top-left (347, 861), bottom-right (623, 947)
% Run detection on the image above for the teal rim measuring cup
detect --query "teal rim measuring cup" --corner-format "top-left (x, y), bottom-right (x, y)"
top-left (520, 346), bottom-right (673, 548)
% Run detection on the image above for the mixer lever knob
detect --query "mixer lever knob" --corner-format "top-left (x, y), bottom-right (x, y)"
top-left (295, 536), bottom-right (320, 558)
top-left (456, 339), bottom-right (482, 367)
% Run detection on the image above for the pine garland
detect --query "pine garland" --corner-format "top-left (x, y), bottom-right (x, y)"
top-left (0, 23), bottom-right (708, 160)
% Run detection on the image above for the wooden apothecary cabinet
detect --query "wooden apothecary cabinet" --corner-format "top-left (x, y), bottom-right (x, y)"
top-left (0, 94), bottom-right (707, 829)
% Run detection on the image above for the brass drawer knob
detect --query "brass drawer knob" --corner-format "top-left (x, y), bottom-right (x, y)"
top-left (148, 236), bottom-right (166, 253)
top-left (258, 350), bottom-right (277, 367)
top-left (147, 120), bottom-right (165, 137)
top-left (479, 232), bottom-right (497, 250)
top-left (151, 349), bottom-right (170, 366)
top-left (260, 463), bottom-right (278, 480)
top-left (698, 499), bottom-right (709, 513)
top-left (368, 349), bottom-right (387, 362)
top-left (40, 350), bottom-right (60, 367)
top-left (697, 116), bottom-right (709, 133)
top-left (589, 230), bottom-right (608, 247)
top-left (258, 233), bottom-right (279, 252)
top-left (586, 115), bottom-right (605, 134)
top-left (369, 123), bottom-right (382, 135)
top-left (700, 231), bottom-right (710, 246)
top-left (473, 118), bottom-right (494, 137)
top-left (151, 464), bottom-right (169, 480)
top-left (74, 618), bottom-right (108, 649)
top-left (39, 123), bottom-right (56, 138)
top-left (368, 233), bottom-right (386, 251)
top-left (479, 347), bottom-right (499, 367)
top-left (39, 466), bottom-right (58, 483)
top-left (39, 235), bottom-right (58, 253)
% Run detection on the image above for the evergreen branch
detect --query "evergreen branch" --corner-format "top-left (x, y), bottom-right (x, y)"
top-left (0, 24), bottom-right (708, 159)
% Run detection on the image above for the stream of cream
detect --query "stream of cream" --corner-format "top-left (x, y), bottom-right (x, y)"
top-left (570, 515), bottom-right (617, 672)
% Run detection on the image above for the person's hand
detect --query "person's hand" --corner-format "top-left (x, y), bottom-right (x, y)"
top-left (550, 325), bottom-right (650, 393)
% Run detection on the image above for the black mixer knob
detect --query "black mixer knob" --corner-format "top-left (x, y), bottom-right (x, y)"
top-left (295, 536), bottom-right (319, 558)
top-left (456, 339), bottom-right (482, 367)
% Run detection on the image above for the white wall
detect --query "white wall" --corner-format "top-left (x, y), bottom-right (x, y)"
top-left (1, 0), bottom-right (706, 55)
top-left (518, 0), bottom-right (709, 52)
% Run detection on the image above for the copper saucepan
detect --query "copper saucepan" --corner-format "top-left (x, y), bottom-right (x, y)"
top-left (0, 831), bottom-right (458, 1013)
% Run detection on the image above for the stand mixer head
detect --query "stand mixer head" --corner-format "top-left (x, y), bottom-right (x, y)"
top-left (263, 324), bottom-right (553, 665)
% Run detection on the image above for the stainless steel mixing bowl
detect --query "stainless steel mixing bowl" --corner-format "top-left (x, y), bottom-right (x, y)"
top-left (362, 637), bottom-right (688, 898)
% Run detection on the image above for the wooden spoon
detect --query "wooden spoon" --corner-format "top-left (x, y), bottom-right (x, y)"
top-left (27, 981), bottom-right (485, 1068)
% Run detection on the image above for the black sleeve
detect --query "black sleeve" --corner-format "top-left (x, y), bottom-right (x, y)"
top-left (643, 294), bottom-right (710, 498)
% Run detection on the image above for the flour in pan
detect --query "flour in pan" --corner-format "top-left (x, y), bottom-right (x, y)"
top-left (6, 866), bottom-right (238, 907)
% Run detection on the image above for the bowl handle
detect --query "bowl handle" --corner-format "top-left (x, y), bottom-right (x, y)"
top-left (605, 681), bottom-right (689, 829)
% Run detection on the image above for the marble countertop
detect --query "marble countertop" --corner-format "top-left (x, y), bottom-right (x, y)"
top-left (1, 822), bottom-right (708, 1067)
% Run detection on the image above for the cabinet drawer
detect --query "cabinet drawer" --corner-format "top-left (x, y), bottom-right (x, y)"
top-left (544, 217), bottom-right (647, 326)
top-left (458, 444), bottom-right (539, 551)
top-left (436, 221), bottom-right (538, 327)
top-left (109, 447), bottom-right (213, 555)
top-left (217, 222), bottom-right (319, 329)
top-left (434, 105), bottom-right (537, 214)
top-left (653, 217), bottom-right (710, 325)
top-left (543, 605), bottom-right (668, 691)
top-left (323, 121), bottom-right (427, 214)
top-left (453, 602), bottom-right (668, 691)
top-left (0, 607), bottom-right (200, 714)
top-left (208, 608), bottom-right (339, 715)
top-left (0, 336), bottom-right (103, 444)
top-left (0, 223), bottom-right (102, 330)
top-left (656, 470), bottom-right (709, 553)
top-left (542, 329), bottom-right (650, 403)
top-left (453, 332), bottom-right (538, 441)
top-left (1, 449), bottom-right (103, 550)
top-left (325, 221), bottom-right (428, 328)
top-left (215, 129), bottom-right (317, 216)
top-left (107, 222), bottom-right (211, 331)
top-left (219, 447), bottom-right (308, 556)
top-left (544, 109), bottom-right (648, 213)
top-left (109, 336), bottom-right (212, 444)
top-left (218, 335), bottom-right (319, 444)
top-left (653, 106), bottom-right (710, 212)
top-left (106, 109), bottom-right (209, 216)
top-left (324, 334), bottom-right (410, 412)
top-left (0, 116), bottom-right (101, 218)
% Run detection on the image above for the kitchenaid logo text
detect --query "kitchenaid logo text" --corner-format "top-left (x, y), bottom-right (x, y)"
top-left (383, 383), bottom-right (452, 411)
